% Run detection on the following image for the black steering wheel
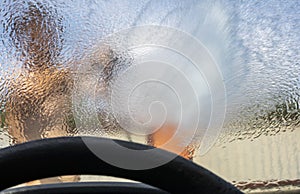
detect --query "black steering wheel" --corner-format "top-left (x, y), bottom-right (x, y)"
top-left (0, 137), bottom-right (242, 194)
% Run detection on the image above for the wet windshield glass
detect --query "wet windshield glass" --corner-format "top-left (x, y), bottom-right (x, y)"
top-left (0, 0), bottom-right (299, 192)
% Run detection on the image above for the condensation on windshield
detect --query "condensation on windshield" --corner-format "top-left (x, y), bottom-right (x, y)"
top-left (0, 0), bottom-right (299, 192)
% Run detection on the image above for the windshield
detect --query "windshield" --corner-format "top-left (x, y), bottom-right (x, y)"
top-left (0, 0), bottom-right (299, 193)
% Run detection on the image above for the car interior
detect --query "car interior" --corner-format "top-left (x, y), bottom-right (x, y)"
top-left (0, 0), bottom-right (299, 193)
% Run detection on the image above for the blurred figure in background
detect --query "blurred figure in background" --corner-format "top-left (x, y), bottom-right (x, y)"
top-left (3, 0), bottom-right (197, 185)
top-left (4, 1), bottom-right (78, 183)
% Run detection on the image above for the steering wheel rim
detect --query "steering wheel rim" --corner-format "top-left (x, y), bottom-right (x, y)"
top-left (2, 182), bottom-right (168, 194)
top-left (0, 136), bottom-right (242, 194)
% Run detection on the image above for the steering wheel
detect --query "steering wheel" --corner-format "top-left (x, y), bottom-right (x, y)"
top-left (0, 137), bottom-right (242, 194)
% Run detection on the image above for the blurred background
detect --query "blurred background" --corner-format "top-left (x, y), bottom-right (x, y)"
top-left (0, 0), bottom-right (299, 193)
